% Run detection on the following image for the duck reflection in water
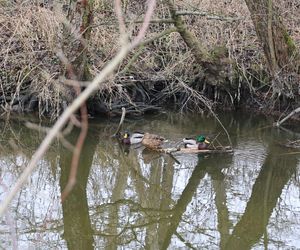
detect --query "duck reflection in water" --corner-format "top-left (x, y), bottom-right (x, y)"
top-left (142, 148), bottom-right (162, 164)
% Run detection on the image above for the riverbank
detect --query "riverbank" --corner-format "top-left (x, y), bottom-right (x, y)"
top-left (0, 1), bottom-right (299, 120)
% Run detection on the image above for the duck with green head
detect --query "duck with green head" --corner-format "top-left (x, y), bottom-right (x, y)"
top-left (121, 131), bottom-right (144, 145)
top-left (183, 135), bottom-right (210, 149)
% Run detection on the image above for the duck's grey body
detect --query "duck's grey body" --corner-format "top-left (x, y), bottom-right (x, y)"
top-left (122, 132), bottom-right (144, 144)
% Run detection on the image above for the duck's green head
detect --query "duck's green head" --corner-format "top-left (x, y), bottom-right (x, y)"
top-left (196, 135), bottom-right (210, 143)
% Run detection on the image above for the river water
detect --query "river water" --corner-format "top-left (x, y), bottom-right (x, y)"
top-left (0, 111), bottom-right (299, 249)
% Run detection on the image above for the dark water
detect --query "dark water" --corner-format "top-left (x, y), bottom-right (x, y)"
top-left (0, 112), bottom-right (300, 249)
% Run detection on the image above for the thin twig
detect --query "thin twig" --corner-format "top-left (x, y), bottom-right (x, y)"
top-left (176, 11), bottom-right (240, 21)
top-left (60, 77), bottom-right (92, 87)
top-left (113, 107), bottom-right (126, 137)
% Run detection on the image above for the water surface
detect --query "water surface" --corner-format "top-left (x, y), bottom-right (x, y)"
top-left (0, 112), bottom-right (300, 249)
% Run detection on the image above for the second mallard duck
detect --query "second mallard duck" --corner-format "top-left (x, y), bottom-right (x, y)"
top-left (121, 131), bottom-right (144, 145)
top-left (183, 135), bottom-right (210, 150)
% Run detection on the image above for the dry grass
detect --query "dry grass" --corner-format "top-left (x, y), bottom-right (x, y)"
top-left (0, 0), bottom-right (299, 117)
top-left (0, 4), bottom-right (64, 117)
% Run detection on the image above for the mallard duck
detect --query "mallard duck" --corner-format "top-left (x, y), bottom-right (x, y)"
top-left (142, 132), bottom-right (165, 150)
top-left (121, 131), bottom-right (144, 145)
top-left (183, 135), bottom-right (210, 150)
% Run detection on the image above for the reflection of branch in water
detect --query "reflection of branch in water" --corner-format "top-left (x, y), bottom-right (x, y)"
top-left (160, 161), bottom-right (207, 250)
top-left (106, 150), bottom-right (130, 249)
top-left (93, 199), bottom-right (172, 242)
top-left (159, 156), bottom-right (175, 243)
top-left (113, 145), bottom-right (153, 186)
top-left (175, 231), bottom-right (198, 250)
top-left (94, 199), bottom-right (173, 216)
top-left (113, 107), bottom-right (126, 137)
top-left (93, 143), bottom-right (175, 248)
top-left (278, 125), bottom-right (300, 138)
top-left (128, 148), bottom-right (176, 248)
top-left (145, 156), bottom-right (164, 249)
top-left (94, 214), bottom-right (171, 233)
top-left (225, 150), bottom-right (298, 249)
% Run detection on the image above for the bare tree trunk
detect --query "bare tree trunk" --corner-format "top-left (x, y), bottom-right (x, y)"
top-left (245, 0), bottom-right (300, 94)
top-left (66, 0), bottom-right (94, 81)
top-left (164, 0), bottom-right (229, 83)
top-left (246, 0), bottom-right (299, 72)
top-left (164, 0), bottom-right (209, 65)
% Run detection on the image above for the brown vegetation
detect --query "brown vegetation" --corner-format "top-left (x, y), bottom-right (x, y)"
top-left (0, 0), bottom-right (299, 119)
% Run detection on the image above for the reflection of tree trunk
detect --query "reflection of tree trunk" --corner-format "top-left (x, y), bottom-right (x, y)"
top-left (145, 158), bottom-right (163, 250)
top-left (130, 150), bottom-right (148, 207)
top-left (60, 130), bottom-right (97, 250)
top-left (158, 157), bottom-right (175, 248)
top-left (213, 180), bottom-right (230, 248)
top-left (225, 151), bottom-right (298, 250)
top-left (161, 160), bottom-right (207, 250)
top-left (105, 149), bottom-right (130, 250)
top-left (130, 152), bottom-right (175, 249)
top-left (205, 154), bottom-right (232, 249)
top-left (132, 149), bottom-right (163, 208)
top-left (211, 172), bottom-right (230, 249)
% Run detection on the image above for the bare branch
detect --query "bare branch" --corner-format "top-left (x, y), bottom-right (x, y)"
top-left (93, 19), bottom-right (174, 27)
top-left (60, 77), bottom-right (92, 87)
top-left (176, 11), bottom-right (240, 21)
top-left (115, 0), bottom-right (128, 44)
top-left (274, 107), bottom-right (300, 127)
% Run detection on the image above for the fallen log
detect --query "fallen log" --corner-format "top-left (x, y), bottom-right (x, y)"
top-left (178, 146), bottom-right (233, 154)
top-left (274, 107), bottom-right (300, 127)
top-left (155, 146), bottom-right (233, 154)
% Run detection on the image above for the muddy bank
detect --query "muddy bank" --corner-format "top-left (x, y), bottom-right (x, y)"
top-left (2, 74), bottom-right (298, 122)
